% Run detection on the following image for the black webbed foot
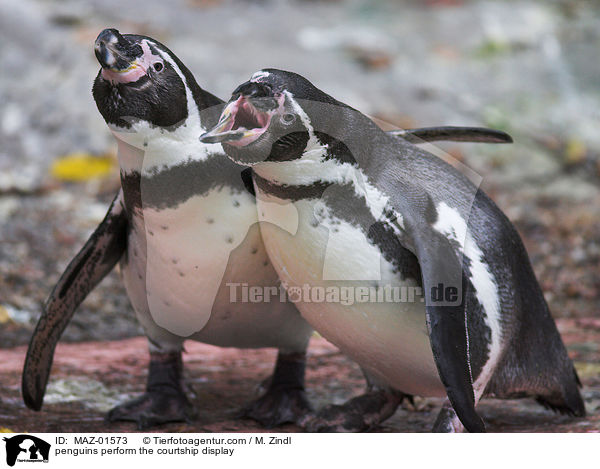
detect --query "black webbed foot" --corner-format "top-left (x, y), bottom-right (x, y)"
top-left (107, 389), bottom-right (192, 430)
top-left (241, 351), bottom-right (311, 427)
top-left (300, 389), bottom-right (405, 432)
top-left (241, 385), bottom-right (311, 428)
top-left (106, 351), bottom-right (194, 430)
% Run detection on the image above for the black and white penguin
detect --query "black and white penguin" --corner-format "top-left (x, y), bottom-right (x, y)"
top-left (20, 31), bottom-right (512, 429)
top-left (22, 31), bottom-right (316, 429)
top-left (200, 69), bottom-right (586, 432)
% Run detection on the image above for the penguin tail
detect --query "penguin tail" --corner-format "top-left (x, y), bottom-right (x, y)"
top-left (488, 328), bottom-right (586, 417)
top-left (534, 365), bottom-right (586, 417)
top-left (485, 254), bottom-right (586, 417)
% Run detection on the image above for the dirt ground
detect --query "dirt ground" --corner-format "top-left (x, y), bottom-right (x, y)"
top-left (1, 318), bottom-right (599, 433)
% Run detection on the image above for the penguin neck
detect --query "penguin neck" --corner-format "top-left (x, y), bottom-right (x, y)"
top-left (251, 147), bottom-right (404, 240)
top-left (252, 141), bottom-right (372, 206)
top-left (253, 155), bottom-right (358, 190)
top-left (112, 85), bottom-right (225, 176)
top-left (251, 107), bottom-right (373, 194)
top-left (112, 118), bottom-right (221, 176)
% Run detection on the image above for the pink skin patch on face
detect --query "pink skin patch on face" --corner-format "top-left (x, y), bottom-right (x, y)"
top-left (101, 41), bottom-right (164, 85)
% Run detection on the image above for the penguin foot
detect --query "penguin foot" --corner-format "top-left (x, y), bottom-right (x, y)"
top-left (300, 389), bottom-right (404, 432)
top-left (241, 350), bottom-right (311, 427)
top-left (241, 385), bottom-right (311, 427)
top-left (107, 390), bottom-right (193, 430)
top-left (107, 350), bottom-right (193, 430)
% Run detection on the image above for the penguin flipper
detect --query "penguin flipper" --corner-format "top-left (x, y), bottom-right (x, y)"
top-left (22, 191), bottom-right (128, 411)
top-left (387, 126), bottom-right (513, 144)
top-left (409, 222), bottom-right (486, 433)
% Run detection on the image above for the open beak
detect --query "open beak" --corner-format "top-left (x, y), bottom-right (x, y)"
top-left (201, 92), bottom-right (281, 146)
top-left (200, 99), bottom-right (247, 144)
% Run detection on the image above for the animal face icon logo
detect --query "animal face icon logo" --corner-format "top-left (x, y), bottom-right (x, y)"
top-left (3, 435), bottom-right (51, 467)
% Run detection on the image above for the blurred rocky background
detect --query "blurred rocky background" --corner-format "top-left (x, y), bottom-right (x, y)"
top-left (0, 0), bottom-right (598, 432)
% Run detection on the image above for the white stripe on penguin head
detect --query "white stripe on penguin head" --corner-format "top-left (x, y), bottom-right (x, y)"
top-left (150, 40), bottom-right (202, 131)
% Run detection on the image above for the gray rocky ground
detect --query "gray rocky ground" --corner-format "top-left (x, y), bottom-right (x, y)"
top-left (0, 0), bottom-right (598, 432)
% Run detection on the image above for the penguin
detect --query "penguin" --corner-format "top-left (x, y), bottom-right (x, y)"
top-left (20, 31), bottom-right (509, 430)
top-left (200, 69), bottom-right (586, 432)
top-left (22, 30), bottom-right (315, 429)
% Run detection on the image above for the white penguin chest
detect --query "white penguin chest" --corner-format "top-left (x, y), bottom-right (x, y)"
top-left (256, 191), bottom-right (445, 396)
top-left (115, 137), bottom-right (310, 349)
top-left (125, 187), bottom-right (259, 336)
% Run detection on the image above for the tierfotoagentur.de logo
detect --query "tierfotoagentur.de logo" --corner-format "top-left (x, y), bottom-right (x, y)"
top-left (3, 435), bottom-right (51, 467)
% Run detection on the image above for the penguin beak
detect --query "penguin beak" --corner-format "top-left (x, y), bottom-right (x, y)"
top-left (95, 28), bottom-right (146, 84)
top-left (200, 94), bottom-right (280, 146)
top-left (199, 99), bottom-right (246, 144)
top-left (95, 29), bottom-right (140, 70)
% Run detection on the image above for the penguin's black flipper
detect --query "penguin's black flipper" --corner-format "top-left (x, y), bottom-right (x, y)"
top-left (22, 191), bottom-right (128, 411)
top-left (406, 216), bottom-right (485, 433)
top-left (388, 126), bottom-right (513, 144)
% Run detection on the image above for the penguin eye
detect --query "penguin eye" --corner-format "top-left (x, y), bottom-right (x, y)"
top-left (281, 113), bottom-right (296, 125)
top-left (153, 62), bottom-right (164, 72)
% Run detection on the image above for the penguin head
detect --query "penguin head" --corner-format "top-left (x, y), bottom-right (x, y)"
top-left (200, 69), bottom-right (343, 166)
top-left (92, 29), bottom-right (190, 131)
